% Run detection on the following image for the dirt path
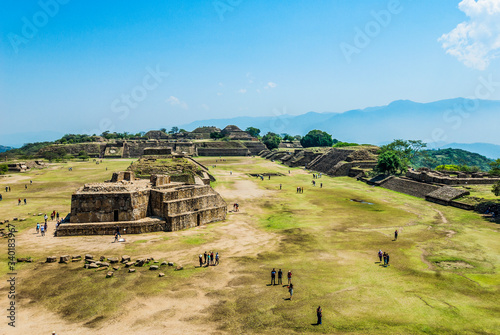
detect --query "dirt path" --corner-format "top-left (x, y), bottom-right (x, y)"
top-left (4, 168), bottom-right (279, 335)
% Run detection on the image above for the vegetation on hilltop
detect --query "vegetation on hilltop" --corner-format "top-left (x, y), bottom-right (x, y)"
top-left (412, 148), bottom-right (493, 171)
top-left (300, 129), bottom-right (334, 147)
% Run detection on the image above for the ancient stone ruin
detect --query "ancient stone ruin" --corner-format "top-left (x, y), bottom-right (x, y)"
top-left (56, 171), bottom-right (227, 236)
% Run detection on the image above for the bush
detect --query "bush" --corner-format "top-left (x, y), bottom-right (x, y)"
top-left (0, 164), bottom-right (8, 175)
top-left (300, 130), bottom-right (333, 148)
top-left (333, 142), bottom-right (359, 148)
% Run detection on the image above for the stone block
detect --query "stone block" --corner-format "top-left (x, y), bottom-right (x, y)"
top-left (125, 262), bottom-right (135, 268)
top-left (106, 271), bottom-right (114, 278)
top-left (59, 255), bottom-right (70, 263)
top-left (149, 265), bottom-right (159, 270)
top-left (159, 272), bottom-right (165, 277)
top-left (121, 255), bottom-right (131, 263)
top-left (168, 262), bottom-right (174, 266)
top-left (112, 266), bottom-right (120, 271)
top-left (161, 261), bottom-right (167, 266)
top-left (108, 257), bottom-right (119, 264)
top-left (89, 263), bottom-right (99, 269)
top-left (175, 265), bottom-right (183, 271)
top-left (85, 254), bottom-right (93, 260)
top-left (128, 268), bottom-right (136, 273)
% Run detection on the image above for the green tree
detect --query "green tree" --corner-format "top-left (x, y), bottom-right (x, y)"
top-left (300, 130), bottom-right (333, 148)
top-left (169, 126), bottom-right (179, 134)
top-left (245, 127), bottom-right (261, 138)
top-left (379, 139), bottom-right (426, 169)
top-left (0, 164), bottom-right (8, 175)
top-left (210, 132), bottom-right (224, 140)
top-left (160, 128), bottom-right (167, 133)
top-left (179, 129), bottom-right (187, 133)
top-left (493, 181), bottom-right (500, 196)
top-left (78, 150), bottom-right (89, 161)
top-left (262, 132), bottom-right (281, 150)
top-left (376, 151), bottom-right (405, 175)
top-left (282, 134), bottom-right (295, 142)
top-left (489, 159), bottom-right (500, 175)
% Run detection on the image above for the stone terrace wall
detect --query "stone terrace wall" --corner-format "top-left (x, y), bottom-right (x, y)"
top-left (197, 148), bottom-right (250, 156)
top-left (379, 177), bottom-right (440, 198)
top-left (406, 170), bottom-right (500, 185)
top-left (70, 190), bottom-right (149, 223)
top-left (56, 218), bottom-right (167, 236)
top-left (167, 206), bottom-right (226, 231)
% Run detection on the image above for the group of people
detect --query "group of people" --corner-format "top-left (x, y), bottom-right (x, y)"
top-left (270, 268), bottom-right (294, 299)
top-left (17, 198), bottom-right (27, 205)
top-left (36, 222), bottom-right (48, 236)
top-left (312, 173), bottom-right (322, 179)
top-left (296, 187), bottom-right (304, 193)
top-left (232, 203), bottom-right (239, 212)
top-left (199, 251), bottom-right (220, 267)
top-left (310, 180), bottom-right (323, 188)
top-left (378, 250), bottom-right (391, 266)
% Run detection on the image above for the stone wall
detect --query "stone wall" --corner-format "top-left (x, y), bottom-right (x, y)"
top-left (143, 147), bottom-right (172, 155)
top-left (56, 218), bottom-right (167, 236)
top-left (197, 148), bottom-right (250, 156)
top-left (378, 176), bottom-right (441, 198)
top-left (406, 170), bottom-right (500, 185)
top-left (167, 206), bottom-right (226, 231)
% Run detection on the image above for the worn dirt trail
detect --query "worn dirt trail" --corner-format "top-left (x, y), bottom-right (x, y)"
top-left (3, 171), bottom-right (279, 335)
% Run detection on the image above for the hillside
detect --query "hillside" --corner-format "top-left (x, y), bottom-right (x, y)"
top-left (412, 148), bottom-right (493, 171)
top-left (439, 142), bottom-right (500, 160)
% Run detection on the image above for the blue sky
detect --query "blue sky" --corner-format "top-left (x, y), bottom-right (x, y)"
top-left (1, 0), bottom-right (500, 140)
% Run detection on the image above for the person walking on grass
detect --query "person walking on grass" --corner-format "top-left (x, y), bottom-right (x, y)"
top-left (24, 198), bottom-right (27, 205)
top-left (199, 254), bottom-right (203, 267)
top-left (271, 268), bottom-right (276, 285)
top-left (288, 283), bottom-right (294, 300)
top-left (287, 270), bottom-right (292, 285)
top-left (394, 229), bottom-right (398, 241)
top-left (44, 222), bottom-right (47, 233)
top-left (378, 250), bottom-right (383, 263)
top-left (36, 223), bottom-right (40, 234)
top-left (215, 252), bottom-right (219, 265)
top-left (18, 198), bottom-right (21, 205)
top-left (44, 214), bottom-right (48, 224)
top-left (386, 253), bottom-right (390, 266)
top-left (278, 269), bottom-right (283, 285)
top-left (316, 306), bottom-right (322, 325)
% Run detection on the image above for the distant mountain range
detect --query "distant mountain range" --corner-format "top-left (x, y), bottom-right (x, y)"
top-left (0, 145), bottom-right (14, 153)
top-left (181, 98), bottom-right (500, 152)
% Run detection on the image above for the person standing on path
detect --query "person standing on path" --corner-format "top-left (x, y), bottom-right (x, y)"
top-left (23, 198), bottom-right (27, 205)
top-left (316, 306), bottom-right (322, 325)
top-left (288, 283), bottom-right (294, 300)
top-left (277, 269), bottom-right (283, 285)
top-left (18, 198), bottom-right (21, 205)
top-left (113, 232), bottom-right (119, 243)
top-left (40, 225), bottom-right (45, 236)
top-left (394, 229), bottom-right (398, 240)
top-left (36, 223), bottom-right (40, 234)
top-left (215, 252), bottom-right (219, 265)
top-left (271, 268), bottom-right (276, 285)
top-left (287, 270), bottom-right (292, 285)
top-left (378, 250), bottom-right (383, 262)
top-left (199, 254), bottom-right (203, 267)
top-left (44, 214), bottom-right (48, 224)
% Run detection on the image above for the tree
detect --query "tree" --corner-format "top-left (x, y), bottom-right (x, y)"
top-left (210, 132), bottom-right (224, 140)
top-left (78, 150), bottom-right (89, 161)
top-left (169, 126), bottom-right (179, 134)
top-left (0, 164), bottom-right (8, 175)
top-left (262, 132), bottom-right (281, 150)
top-left (282, 134), bottom-right (295, 142)
top-left (489, 159), bottom-right (500, 176)
top-left (379, 139), bottom-right (427, 169)
top-left (493, 181), bottom-right (500, 196)
top-left (160, 128), bottom-right (167, 133)
top-left (300, 130), bottom-right (333, 148)
top-left (179, 129), bottom-right (187, 133)
top-left (245, 127), bottom-right (261, 138)
top-left (376, 151), bottom-right (405, 175)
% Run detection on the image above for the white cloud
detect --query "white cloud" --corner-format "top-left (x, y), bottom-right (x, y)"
top-left (238, 88), bottom-right (247, 93)
top-left (439, 0), bottom-right (500, 70)
top-left (166, 96), bottom-right (188, 110)
top-left (264, 82), bottom-right (277, 89)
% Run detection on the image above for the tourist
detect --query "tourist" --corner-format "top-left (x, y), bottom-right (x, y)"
top-left (378, 250), bottom-right (383, 263)
top-left (316, 306), bottom-right (322, 325)
top-left (5, 186), bottom-right (8, 192)
top-left (18, 198), bottom-right (21, 205)
top-left (51, 212), bottom-right (55, 221)
top-left (394, 229), bottom-right (398, 241)
top-left (30, 180), bottom-right (32, 184)
top-left (56, 212), bottom-right (60, 220)
top-left (44, 222), bottom-right (48, 233)
top-left (44, 214), bottom-right (48, 224)
top-left (288, 283), bottom-right (294, 300)
top-left (312, 180), bottom-right (315, 186)
top-left (215, 252), bottom-right (219, 265)
top-left (9, 186), bottom-right (11, 191)
top-left (199, 254), bottom-right (203, 267)
top-left (279, 184), bottom-right (282, 190)
top-left (287, 270), bottom-right (292, 285)
top-left (268, 175), bottom-right (270, 180)
top-left (320, 183), bottom-right (322, 188)
top-left (23, 198), bottom-right (26, 205)
top-left (40, 225), bottom-right (45, 236)
top-left (271, 268), bottom-right (276, 285)
top-left (211, 251), bottom-right (214, 265)
top-left (36, 223), bottom-right (40, 234)
top-left (206, 253), bottom-right (211, 266)
top-left (204, 251), bottom-right (207, 264)
top-left (113, 232), bottom-right (119, 243)
top-left (25, 184), bottom-right (27, 189)
top-left (277, 269), bottom-right (283, 285)
top-left (386, 253), bottom-right (390, 266)
top-left (0, 194), bottom-right (2, 201)
top-left (115, 225), bottom-right (121, 237)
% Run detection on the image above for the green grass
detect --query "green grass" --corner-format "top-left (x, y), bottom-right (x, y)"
top-left (1, 156), bottom-right (499, 333)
